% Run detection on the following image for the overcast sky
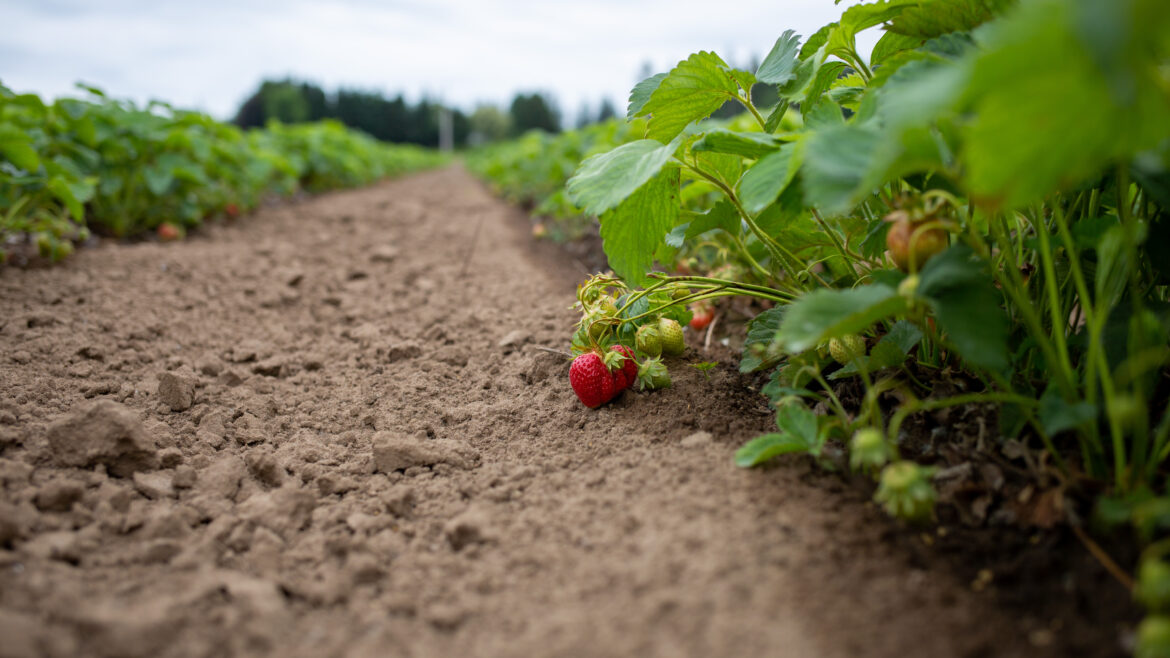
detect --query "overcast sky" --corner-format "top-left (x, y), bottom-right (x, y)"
top-left (1, 0), bottom-right (879, 123)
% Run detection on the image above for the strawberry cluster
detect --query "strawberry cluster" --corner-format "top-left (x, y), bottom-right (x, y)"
top-left (569, 345), bottom-right (637, 408)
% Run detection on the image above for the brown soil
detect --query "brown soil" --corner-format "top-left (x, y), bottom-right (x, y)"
top-left (0, 166), bottom-right (1131, 657)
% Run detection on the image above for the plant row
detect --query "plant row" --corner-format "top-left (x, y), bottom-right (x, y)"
top-left (482, 0), bottom-right (1170, 651)
top-left (0, 83), bottom-right (446, 262)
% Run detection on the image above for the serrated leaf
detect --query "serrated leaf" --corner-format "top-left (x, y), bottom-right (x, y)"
top-left (739, 142), bottom-right (801, 213)
top-left (887, 0), bottom-right (1013, 39)
top-left (801, 22), bottom-right (837, 59)
top-left (917, 245), bottom-right (1009, 372)
top-left (692, 130), bottom-right (782, 160)
top-left (803, 98), bottom-right (845, 130)
top-left (757, 30), bottom-right (802, 86)
top-left (803, 61), bottom-right (847, 107)
top-left (828, 0), bottom-right (918, 61)
top-left (685, 199), bottom-right (740, 239)
top-left (870, 30), bottom-right (924, 66)
top-left (628, 73), bottom-right (667, 120)
top-left (961, 0), bottom-right (1170, 209)
top-left (725, 68), bottom-right (758, 94)
top-left (566, 139), bottom-right (678, 216)
top-left (642, 52), bottom-right (741, 142)
top-left (599, 168), bottom-right (680, 286)
top-left (735, 403), bottom-right (819, 467)
top-left (777, 284), bottom-right (907, 353)
top-left (740, 306), bottom-right (786, 373)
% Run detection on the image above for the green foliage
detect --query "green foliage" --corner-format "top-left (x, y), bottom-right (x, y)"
top-left (0, 84), bottom-right (444, 258)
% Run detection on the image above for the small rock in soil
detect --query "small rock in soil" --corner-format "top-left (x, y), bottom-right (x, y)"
top-left (371, 431), bottom-right (478, 473)
top-left (0, 502), bottom-right (26, 545)
top-left (382, 485), bottom-right (416, 517)
top-left (157, 370), bottom-right (197, 412)
top-left (193, 454), bottom-right (246, 501)
top-left (497, 329), bottom-right (529, 349)
top-left (369, 245), bottom-right (399, 263)
top-left (171, 465), bottom-right (197, 489)
top-left (46, 400), bottom-right (158, 477)
top-left (680, 431), bottom-right (713, 448)
top-left (133, 471), bottom-right (176, 500)
top-left (445, 506), bottom-right (494, 551)
top-left (33, 480), bottom-right (85, 512)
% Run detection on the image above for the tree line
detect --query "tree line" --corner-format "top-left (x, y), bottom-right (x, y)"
top-left (234, 79), bottom-right (621, 148)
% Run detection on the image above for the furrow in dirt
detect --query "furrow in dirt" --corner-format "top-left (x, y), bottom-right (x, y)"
top-left (0, 166), bottom-right (1102, 657)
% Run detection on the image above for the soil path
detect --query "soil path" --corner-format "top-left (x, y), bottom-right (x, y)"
top-left (0, 166), bottom-right (1073, 657)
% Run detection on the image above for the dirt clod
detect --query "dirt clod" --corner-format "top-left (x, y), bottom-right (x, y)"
top-left (157, 371), bottom-right (197, 412)
top-left (371, 431), bottom-right (478, 473)
top-left (45, 400), bottom-right (158, 477)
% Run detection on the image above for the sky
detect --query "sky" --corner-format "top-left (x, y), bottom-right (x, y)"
top-left (0, 0), bottom-right (881, 123)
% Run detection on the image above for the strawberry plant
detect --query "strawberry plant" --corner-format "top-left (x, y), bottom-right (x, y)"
top-left (0, 83), bottom-right (445, 261)
top-left (519, 0), bottom-right (1170, 623)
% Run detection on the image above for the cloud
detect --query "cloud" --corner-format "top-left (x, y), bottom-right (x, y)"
top-left (0, 0), bottom-right (879, 121)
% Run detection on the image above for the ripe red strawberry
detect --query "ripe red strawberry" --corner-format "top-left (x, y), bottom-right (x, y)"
top-left (570, 351), bottom-right (616, 408)
top-left (609, 345), bottom-right (638, 392)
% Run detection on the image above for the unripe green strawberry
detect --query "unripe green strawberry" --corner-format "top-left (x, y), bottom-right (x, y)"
top-left (898, 274), bottom-right (920, 299)
top-left (1139, 559), bottom-right (1170, 612)
top-left (875, 461), bottom-right (936, 523)
top-left (849, 428), bottom-right (889, 473)
top-left (671, 286), bottom-right (691, 301)
top-left (658, 318), bottom-right (686, 356)
top-left (828, 334), bottom-right (866, 365)
top-left (1138, 616), bottom-right (1170, 658)
top-left (636, 324), bottom-right (663, 357)
top-left (637, 357), bottom-right (671, 391)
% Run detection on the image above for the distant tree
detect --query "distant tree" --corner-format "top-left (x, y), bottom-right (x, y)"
top-left (468, 104), bottom-right (511, 145)
top-left (509, 93), bottom-right (560, 135)
top-left (597, 98), bottom-right (617, 122)
top-left (233, 78), bottom-right (468, 147)
top-left (575, 101), bottom-right (593, 129)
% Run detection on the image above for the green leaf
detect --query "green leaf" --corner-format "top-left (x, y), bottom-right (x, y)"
top-left (684, 199), bottom-right (740, 239)
top-left (917, 245), bottom-right (1010, 372)
top-left (777, 284), bottom-right (908, 353)
top-left (801, 23), bottom-right (837, 60)
top-left (870, 30), bottom-right (924, 66)
top-left (764, 101), bottom-right (790, 133)
top-left (803, 61), bottom-right (847, 106)
top-left (691, 129), bottom-right (782, 160)
top-left (803, 98), bottom-right (845, 130)
top-left (566, 139), bottom-right (678, 216)
top-left (143, 163), bottom-right (175, 196)
top-left (628, 73), bottom-right (667, 120)
top-left (1038, 386), bottom-right (1098, 436)
top-left (740, 306), bottom-right (786, 373)
top-left (756, 30), bottom-right (802, 86)
top-left (735, 403), bottom-right (819, 467)
top-left (0, 127), bottom-right (41, 172)
top-left (961, 0), bottom-right (1170, 208)
top-left (641, 51), bottom-right (741, 142)
top-left (739, 142), bottom-right (801, 213)
top-left (47, 177), bottom-right (84, 220)
top-left (599, 168), bottom-right (680, 286)
top-left (1094, 224), bottom-right (1134, 312)
top-left (828, 0), bottom-right (918, 61)
top-left (802, 123), bottom-right (882, 214)
top-left (887, 0), bottom-right (1014, 39)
